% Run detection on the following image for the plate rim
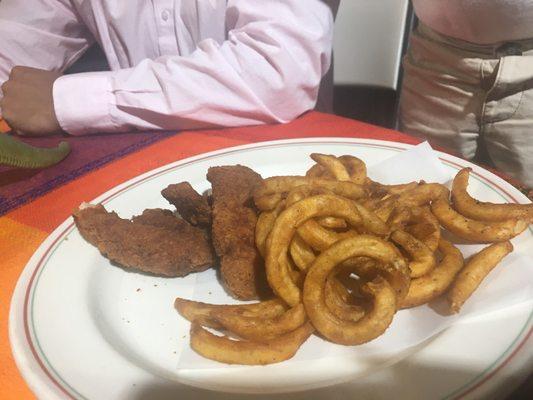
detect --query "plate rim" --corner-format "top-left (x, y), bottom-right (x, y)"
top-left (9, 137), bottom-right (533, 399)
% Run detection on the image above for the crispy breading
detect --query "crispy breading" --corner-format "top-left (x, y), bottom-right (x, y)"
top-left (161, 182), bottom-right (212, 227)
top-left (207, 165), bottom-right (267, 300)
top-left (132, 208), bottom-right (186, 229)
top-left (74, 204), bottom-right (214, 277)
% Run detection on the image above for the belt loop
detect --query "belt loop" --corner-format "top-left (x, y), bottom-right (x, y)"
top-left (494, 42), bottom-right (523, 57)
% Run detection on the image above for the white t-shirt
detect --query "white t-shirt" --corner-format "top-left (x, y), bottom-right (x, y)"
top-left (412, 0), bottom-right (533, 44)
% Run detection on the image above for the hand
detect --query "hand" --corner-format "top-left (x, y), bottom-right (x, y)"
top-left (1, 66), bottom-right (63, 136)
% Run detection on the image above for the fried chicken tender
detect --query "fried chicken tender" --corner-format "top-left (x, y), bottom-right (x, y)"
top-left (74, 204), bottom-right (214, 277)
top-left (161, 182), bottom-right (212, 227)
top-left (207, 165), bottom-right (267, 300)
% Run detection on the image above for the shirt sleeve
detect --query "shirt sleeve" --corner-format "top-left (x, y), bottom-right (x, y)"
top-left (0, 0), bottom-right (92, 99)
top-left (53, 0), bottom-right (335, 135)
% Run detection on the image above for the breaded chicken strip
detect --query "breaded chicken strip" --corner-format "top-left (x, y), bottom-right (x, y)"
top-left (207, 165), bottom-right (267, 300)
top-left (74, 204), bottom-right (214, 277)
top-left (161, 182), bottom-right (211, 227)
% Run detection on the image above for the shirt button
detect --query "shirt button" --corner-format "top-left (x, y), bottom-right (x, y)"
top-left (161, 10), bottom-right (170, 21)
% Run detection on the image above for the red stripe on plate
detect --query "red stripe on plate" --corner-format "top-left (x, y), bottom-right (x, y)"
top-left (23, 223), bottom-right (77, 400)
top-left (453, 327), bottom-right (532, 400)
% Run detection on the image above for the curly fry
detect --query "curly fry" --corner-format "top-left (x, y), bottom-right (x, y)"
top-left (399, 239), bottom-right (464, 309)
top-left (303, 235), bottom-right (403, 345)
top-left (190, 321), bottom-right (314, 365)
top-left (391, 230), bottom-right (436, 278)
top-left (266, 195), bottom-right (366, 306)
top-left (452, 168), bottom-right (533, 222)
top-left (432, 197), bottom-right (528, 243)
top-left (448, 241), bottom-right (513, 313)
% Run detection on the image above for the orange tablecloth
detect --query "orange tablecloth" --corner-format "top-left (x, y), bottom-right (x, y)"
top-left (2, 111), bottom-right (423, 398)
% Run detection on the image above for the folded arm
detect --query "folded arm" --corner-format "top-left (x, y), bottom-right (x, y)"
top-left (54, 0), bottom-right (335, 135)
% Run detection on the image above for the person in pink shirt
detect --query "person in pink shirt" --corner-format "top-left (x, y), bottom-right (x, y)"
top-left (0, 0), bottom-right (338, 136)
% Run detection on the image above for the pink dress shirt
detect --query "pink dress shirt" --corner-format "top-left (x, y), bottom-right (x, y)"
top-left (0, 0), bottom-right (334, 135)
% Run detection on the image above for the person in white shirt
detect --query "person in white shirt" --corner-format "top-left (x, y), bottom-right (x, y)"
top-left (400, 0), bottom-right (533, 187)
top-left (0, 1), bottom-right (338, 136)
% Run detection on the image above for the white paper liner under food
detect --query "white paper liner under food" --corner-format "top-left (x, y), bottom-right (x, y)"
top-left (177, 142), bottom-right (533, 369)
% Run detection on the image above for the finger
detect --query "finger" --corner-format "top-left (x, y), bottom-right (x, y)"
top-left (1, 80), bottom-right (11, 94)
top-left (9, 65), bottom-right (29, 78)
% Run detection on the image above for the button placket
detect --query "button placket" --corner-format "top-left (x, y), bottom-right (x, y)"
top-left (153, 0), bottom-right (179, 55)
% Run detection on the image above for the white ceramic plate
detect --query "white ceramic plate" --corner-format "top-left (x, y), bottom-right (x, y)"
top-left (9, 138), bottom-right (533, 400)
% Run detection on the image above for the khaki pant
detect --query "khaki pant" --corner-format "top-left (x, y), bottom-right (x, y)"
top-left (399, 24), bottom-right (533, 187)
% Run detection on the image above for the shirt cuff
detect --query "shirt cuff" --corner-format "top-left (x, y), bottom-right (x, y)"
top-left (53, 71), bottom-right (120, 135)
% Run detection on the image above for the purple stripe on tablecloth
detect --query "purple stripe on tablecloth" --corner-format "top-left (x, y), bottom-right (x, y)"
top-left (0, 131), bottom-right (176, 215)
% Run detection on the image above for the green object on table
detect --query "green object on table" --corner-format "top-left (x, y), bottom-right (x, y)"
top-left (0, 134), bottom-right (71, 168)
